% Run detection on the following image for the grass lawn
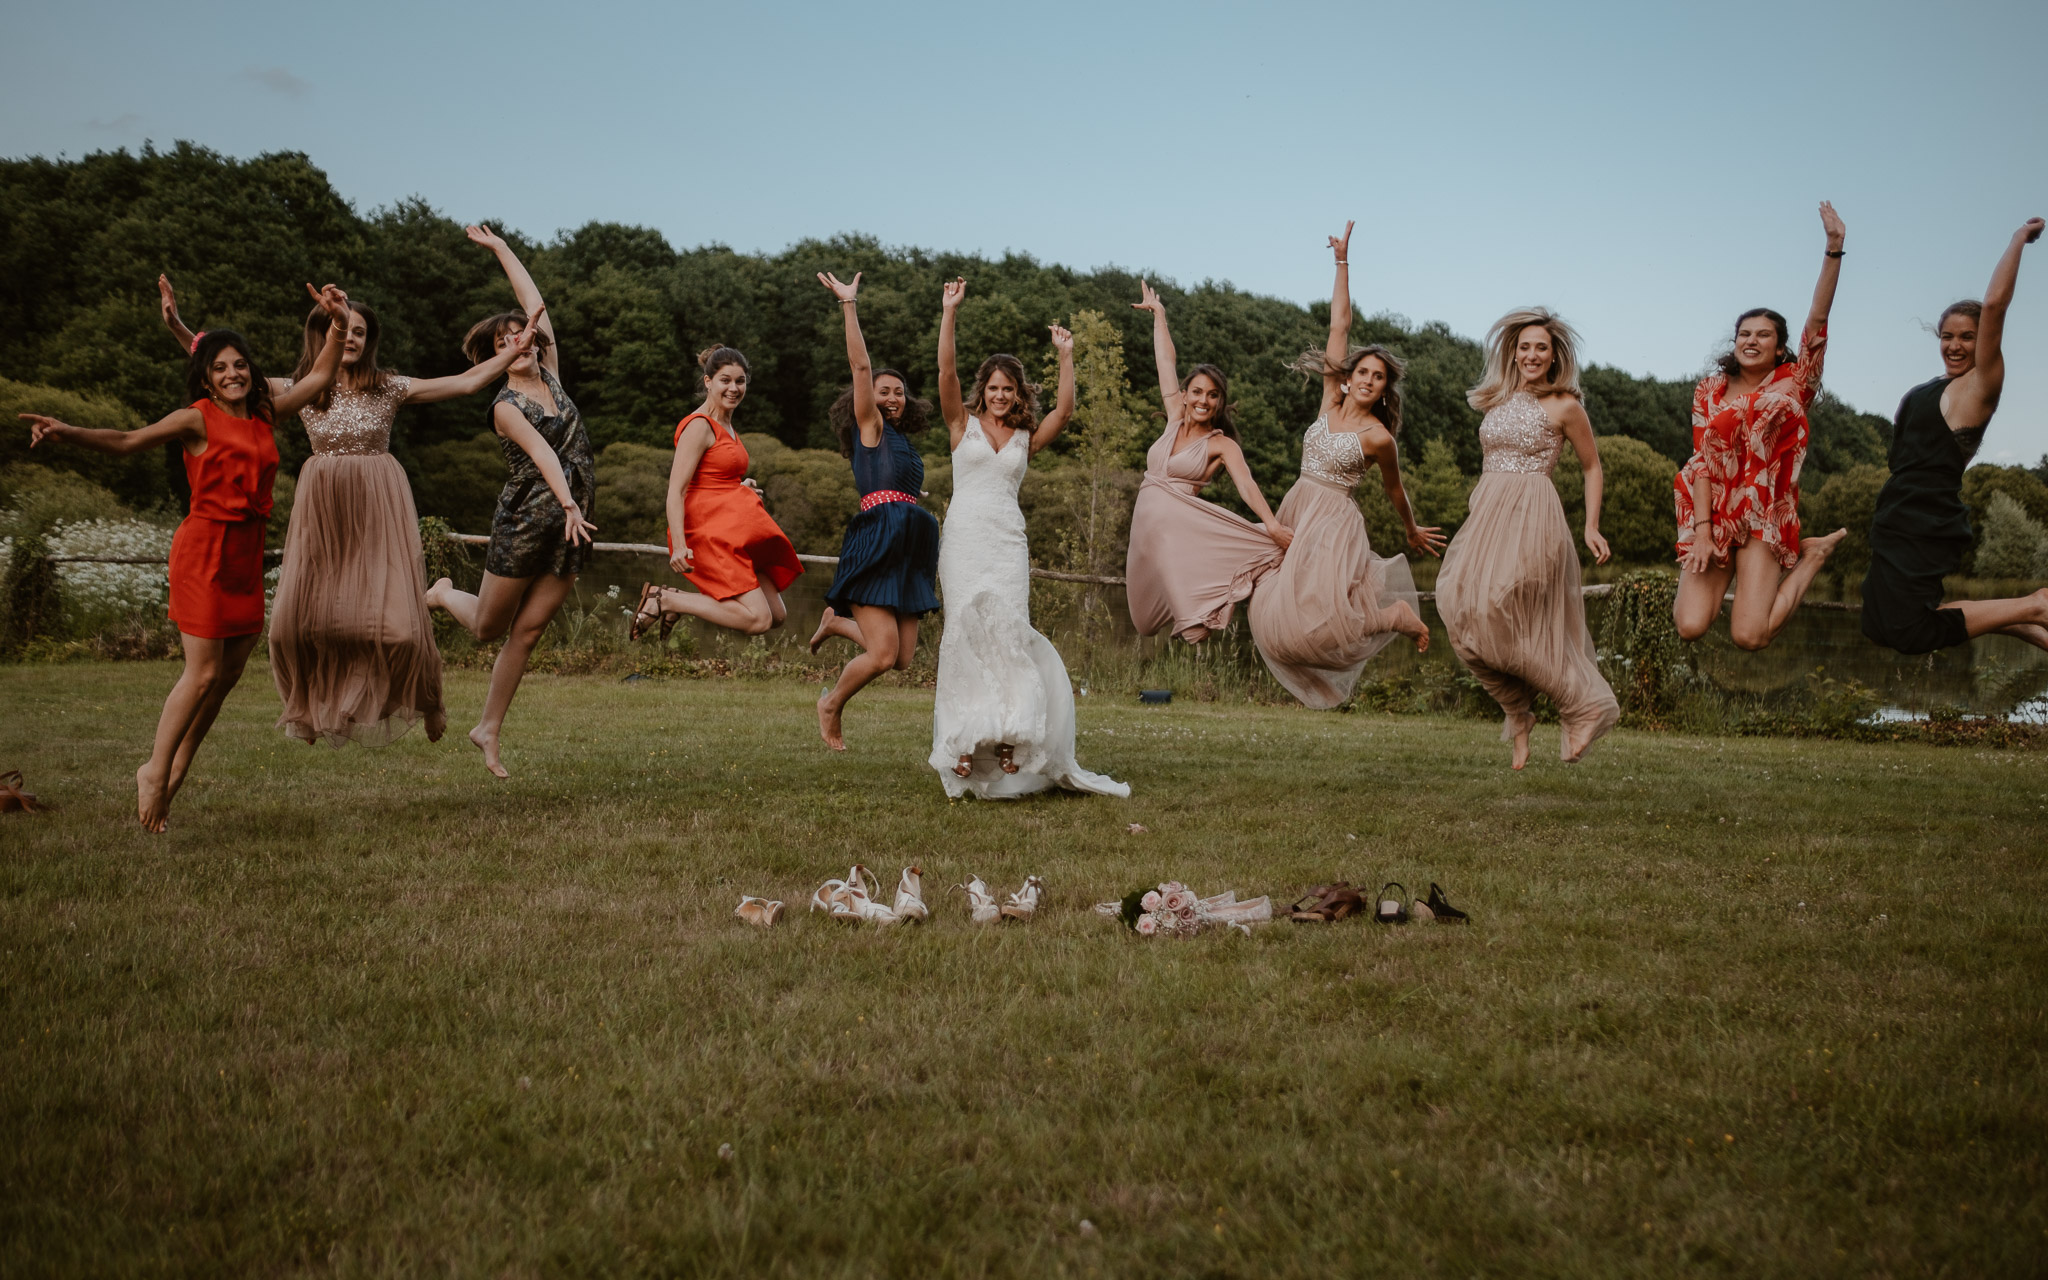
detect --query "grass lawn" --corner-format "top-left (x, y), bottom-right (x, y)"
top-left (1, 661), bottom-right (2043, 1277)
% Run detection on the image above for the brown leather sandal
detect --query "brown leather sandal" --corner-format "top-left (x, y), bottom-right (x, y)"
top-left (1287, 881), bottom-right (1365, 922)
top-left (628, 582), bottom-right (665, 642)
top-left (0, 770), bottom-right (44, 813)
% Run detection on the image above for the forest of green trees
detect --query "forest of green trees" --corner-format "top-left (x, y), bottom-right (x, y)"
top-left (6, 142), bottom-right (2048, 580)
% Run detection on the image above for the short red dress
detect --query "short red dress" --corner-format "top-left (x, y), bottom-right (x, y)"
top-left (168, 398), bottom-right (279, 638)
top-left (671, 412), bottom-right (804, 601)
top-left (1674, 324), bottom-right (1826, 569)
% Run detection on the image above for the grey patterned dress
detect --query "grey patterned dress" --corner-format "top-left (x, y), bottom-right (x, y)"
top-left (487, 366), bottom-right (597, 578)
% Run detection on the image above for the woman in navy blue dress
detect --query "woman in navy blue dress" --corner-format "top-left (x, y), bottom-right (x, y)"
top-left (810, 271), bottom-right (942, 749)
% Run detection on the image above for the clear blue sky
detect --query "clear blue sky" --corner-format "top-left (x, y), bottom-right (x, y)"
top-left (5, 0), bottom-right (2046, 464)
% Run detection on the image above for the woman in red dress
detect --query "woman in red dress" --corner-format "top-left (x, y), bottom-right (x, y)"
top-left (1673, 202), bottom-right (1851, 650)
top-left (630, 345), bottom-right (804, 638)
top-left (19, 285), bottom-right (351, 831)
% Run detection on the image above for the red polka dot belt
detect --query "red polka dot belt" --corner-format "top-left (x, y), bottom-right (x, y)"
top-left (859, 489), bottom-right (920, 512)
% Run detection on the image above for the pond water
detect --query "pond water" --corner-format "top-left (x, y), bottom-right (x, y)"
top-left (559, 547), bottom-right (2048, 723)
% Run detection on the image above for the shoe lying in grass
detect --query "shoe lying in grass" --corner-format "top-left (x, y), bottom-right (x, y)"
top-left (955, 876), bottom-right (1001, 924)
top-left (1287, 882), bottom-right (1365, 922)
top-left (1000, 876), bottom-right (1044, 922)
top-left (734, 896), bottom-right (784, 928)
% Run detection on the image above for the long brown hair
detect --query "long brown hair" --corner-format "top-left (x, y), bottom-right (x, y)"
top-left (186, 329), bottom-right (275, 422)
top-left (828, 368), bottom-right (932, 456)
top-left (967, 353), bottom-right (1040, 435)
top-left (1713, 307), bottom-right (1795, 378)
top-left (291, 300), bottom-right (388, 411)
top-left (1290, 344), bottom-right (1407, 435)
top-left (462, 311), bottom-right (552, 366)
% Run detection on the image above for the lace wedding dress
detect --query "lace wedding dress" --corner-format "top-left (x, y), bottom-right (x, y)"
top-left (928, 417), bottom-right (1129, 799)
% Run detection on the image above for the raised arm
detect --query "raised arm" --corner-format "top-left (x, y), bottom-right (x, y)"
top-left (1555, 398), bottom-right (1610, 565)
top-left (938, 278), bottom-right (967, 447)
top-left (1028, 324), bottom-right (1077, 455)
top-left (159, 274), bottom-right (199, 354)
top-left (1804, 201), bottom-right (1846, 346)
top-left (21, 406), bottom-right (205, 456)
top-left (1132, 280), bottom-right (1182, 420)
top-left (1366, 434), bottom-right (1446, 557)
top-left (664, 418), bottom-right (717, 574)
top-left (494, 400), bottom-right (595, 547)
top-left (467, 224), bottom-right (557, 376)
top-left (1948, 217), bottom-right (2044, 428)
top-left (272, 285), bottom-right (354, 417)
top-left (1209, 437), bottom-right (1293, 549)
top-left (821, 271), bottom-right (885, 448)
top-left (401, 306), bottom-right (548, 404)
top-left (1320, 221), bottom-right (1354, 417)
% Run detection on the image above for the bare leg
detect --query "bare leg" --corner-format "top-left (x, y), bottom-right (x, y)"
top-left (809, 607), bottom-right (864, 654)
top-left (428, 572), bottom-right (534, 642)
top-left (1727, 530), bottom-right (1846, 650)
top-left (1388, 600), bottom-right (1430, 653)
top-left (760, 578), bottom-right (787, 629)
top-left (1955, 589), bottom-right (2048, 650)
top-left (135, 631), bottom-right (257, 832)
top-left (163, 634), bottom-right (260, 803)
top-left (1673, 557), bottom-right (1736, 642)
top-left (471, 573), bottom-right (578, 779)
top-left (818, 604), bottom-right (904, 751)
top-left (659, 585), bottom-right (775, 635)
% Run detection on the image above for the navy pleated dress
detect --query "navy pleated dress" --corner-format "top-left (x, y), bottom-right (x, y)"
top-left (824, 423), bottom-right (941, 616)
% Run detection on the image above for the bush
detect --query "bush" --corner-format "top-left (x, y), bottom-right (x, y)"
top-left (410, 433), bottom-right (507, 533)
top-left (1554, 435), bottom-right (1680, 565)
top-left (1597, 570), bottom-right (1683, 725)
top-left (1407, 437), bottom-right (1471, 537)
top-left (0, 531), bottom-right (59, 657)
top-left (593, 441), bottom-right (673, 545)
top-left (1800, 463), bottom-right (1887, 580)
top-left (0, 378), bottom-right (165, 511)
top-left (744, 433), bottom-right (859, 557)
top-left (1961, 464), bottom-right (2048, 574)
top-left (0, 464), bottom-right (133, 536)
top-left (1974, 491), bottom-right (2048, 580)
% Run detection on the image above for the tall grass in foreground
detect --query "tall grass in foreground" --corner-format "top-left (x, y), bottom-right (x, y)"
top-left (0, 666), bottom-right (2044, 1276)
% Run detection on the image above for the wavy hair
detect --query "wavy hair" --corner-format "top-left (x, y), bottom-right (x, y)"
top-left (1176, 363), bottom-right (1239, 439)
top-left (1468, 308), bottom-right (1582, 412)
top-left (1713, 307), bottom-right (1795, 378)
top-left (967, 353), bottom-right (1041, 436)
top-left (186, 329), bottom-right (274, 422)
top-left (829, 368), bottom-right (932, 457)
top-left (292, 299), bottom-right (388, 411)
top-left (461, 310), bottom-right (552, 366)
top-left (1289, 343), bottom-right (1407, 435)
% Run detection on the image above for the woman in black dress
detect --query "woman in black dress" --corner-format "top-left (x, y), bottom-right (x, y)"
top-left (425, 225), bottom-right (598, 777)
top-left (1862, 217), bottom-right (2046, 654)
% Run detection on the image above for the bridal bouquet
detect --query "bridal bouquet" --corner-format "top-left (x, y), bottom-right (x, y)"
top-left (1097, 881), bottom-right (1272, 937)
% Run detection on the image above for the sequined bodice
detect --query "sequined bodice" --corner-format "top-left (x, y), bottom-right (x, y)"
top-left (295, 376), bottom-right (410, 456)
top-left (1299, 416), bottom-right (1370, 488)
top-left (1479, 393), bottom-right (1564, 474)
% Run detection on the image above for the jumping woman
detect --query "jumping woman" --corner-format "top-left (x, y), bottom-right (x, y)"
top-left (808, 271), bottom-right (941, 750)
top-left (21, 283), bottom-right (352, 829)
top-left (1673, 202), bottom-right (1850, 649)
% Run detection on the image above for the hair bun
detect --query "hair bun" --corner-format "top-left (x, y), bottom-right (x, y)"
top-left (697, 344), bottom-right (727, 369)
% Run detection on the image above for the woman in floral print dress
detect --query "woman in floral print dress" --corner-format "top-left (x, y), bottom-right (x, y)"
top-left (1671, 202), bottom-right (1850, 650)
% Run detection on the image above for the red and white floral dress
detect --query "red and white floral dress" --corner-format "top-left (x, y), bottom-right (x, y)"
top-left (1673, 324), bottom-right (1825, 570)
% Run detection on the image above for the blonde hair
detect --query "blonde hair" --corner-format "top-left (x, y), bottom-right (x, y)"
top-left (1467, 308), bottom-right (1583, 412)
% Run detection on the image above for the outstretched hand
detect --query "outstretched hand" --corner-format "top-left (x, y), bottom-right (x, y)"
top-left (1329, 220), bottom-right (1354, 263)
top-left (465, 223), bottom-right (509, 252)
top-left (1132, 279), bottom-right (1165, 315)
top-left (941, 278), bottom-right (967, 310)
top-left (307, 282), bottom-right (351, 325)
top-left (2020, 217), bottom-right (2046, 246)
top-left (819, 271), bottom-right (861, 303)
top-left (561, 502), bottom-right (597, 547)
top-left (1819, 201), bottom-right (1845, 250)
top-left (1407, 523), bottom-right (1447, 557)
top-left (1049, 323), bottom-right (1073, 356)
top-left (158, 274), bottom-right (181, 327)
top-left (18, 413), bottom-right (68, 446)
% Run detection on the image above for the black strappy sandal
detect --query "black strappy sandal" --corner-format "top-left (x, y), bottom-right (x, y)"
top-left (1374, 882), bottom-right (1410, 925)
top-left (1426, 882), bottom-right (1469, 923)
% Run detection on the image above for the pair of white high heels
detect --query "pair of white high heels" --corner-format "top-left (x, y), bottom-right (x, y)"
top-left (955, 875), bottom-right (1043, 924)
top-left (810, 865), bottom-right (929, 926)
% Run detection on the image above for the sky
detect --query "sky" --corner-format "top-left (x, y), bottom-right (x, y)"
top-left (5, 0), bottom-right (2047, 464)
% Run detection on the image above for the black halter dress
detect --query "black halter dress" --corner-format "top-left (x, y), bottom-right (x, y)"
top-left (1860, 376), bottom-right (1985, 654)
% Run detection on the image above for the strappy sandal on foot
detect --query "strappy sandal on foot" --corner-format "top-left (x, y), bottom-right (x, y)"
top-left (0, 770), bottom-right (43, 813)
top-left (995, 744), bottom-right (1019, 775)
top-left (953, 755), bottom-right (974, 778)
top-left (1374, 882), bottom-right (1411, 925)
top-left (628, 582), bottom-right (664, 642)
top-left (1426, 882), bottom-right (1469, 923)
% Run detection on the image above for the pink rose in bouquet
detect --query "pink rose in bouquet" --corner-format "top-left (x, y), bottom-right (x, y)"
top-left (1140, 890), bottom-right (1162, 912)
top-left (1135, 915), bottom-right (1159, 936)
top-left (1162, 887), bottom-right (1197, 916)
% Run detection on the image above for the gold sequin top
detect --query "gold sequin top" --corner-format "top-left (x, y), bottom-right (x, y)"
top-left (1298, 415), bottom-right (1371, 488)
top-left (290, 375), bottom-right (412, 456)
top-left (1479, 392), bottom-right (1564, 475)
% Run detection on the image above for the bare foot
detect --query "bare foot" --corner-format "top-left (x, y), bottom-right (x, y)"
top-left (996, 743), bottom-right (1019, 774)
top-left (1507, 714), bottom-right (1533, 771)
top-left (818, 694), bottom-right (846, 751)
top-left (809, 607), bottom-right (837, 655)
top-left (135, 762), bottom-right (169, 833)
top-left (470, 725), bottom-right (509, 779)
top-left (424, 576), bottom-right (452, 612)
top-left (1393, 602), bottom-right (1430, 653)
top-left (1798, 527), bottom-right (1849, 565)
top-left (953, 754), bottom-right (974, 778)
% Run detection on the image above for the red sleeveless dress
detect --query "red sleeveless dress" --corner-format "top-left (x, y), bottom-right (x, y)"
top-left (168, 398), bottom-right (278, 638)
top-left (671, 412), bottom-right (803, 601)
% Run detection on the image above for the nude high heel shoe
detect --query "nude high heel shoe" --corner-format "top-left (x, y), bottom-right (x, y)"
top-left (1000, 875), bottom-right (1044, 922)
top-left (734, 896), bottom-right (784, 928)
top-left (810, 878), bottom-right (850, 914)
top-left (955, 876), bottom-right (1001, 925)
top-left (892, 866), bottom-right (929, 923)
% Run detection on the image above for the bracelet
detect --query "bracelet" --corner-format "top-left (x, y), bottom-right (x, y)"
top-left (840, 299), bottom-right (857, 305)
top-left (1825, 249), bottom-right (1845, 258)
top-left (1334, 259), bottom-right (1348, 266)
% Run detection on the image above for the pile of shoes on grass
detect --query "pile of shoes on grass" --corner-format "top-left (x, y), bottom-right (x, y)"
top-left (1286, 881), bottom-right (1467, 925)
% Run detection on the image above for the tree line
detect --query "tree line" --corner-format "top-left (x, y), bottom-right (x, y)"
top-left (6, 141), bottom-right (2046, 579)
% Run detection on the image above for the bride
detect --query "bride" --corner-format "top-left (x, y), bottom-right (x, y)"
top-left (927, 279), bottom-right (1129, 799)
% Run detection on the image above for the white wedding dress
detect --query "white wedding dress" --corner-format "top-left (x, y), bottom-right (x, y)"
top-left (929, 418), bottom-right (1129, 800)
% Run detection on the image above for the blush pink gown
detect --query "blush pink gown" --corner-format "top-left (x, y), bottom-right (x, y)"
top-left (1124, 422), bottom-right (1285, 643)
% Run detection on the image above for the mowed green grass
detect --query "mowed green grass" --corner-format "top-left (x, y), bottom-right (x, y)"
top-left (0, 662), bottom-right (2043, 1278)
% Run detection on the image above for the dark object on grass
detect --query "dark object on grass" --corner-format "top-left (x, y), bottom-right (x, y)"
top-left (1, 770), bottom-right (45, 813)
top-left (621, 673), bottom-right (647, 684)
top-left (1138, 689), bottom-right (1172, 704)
top-left (1288, 882), bottom-right (1366, 922)
top-left (1374, 882), bottom-right (1410, 925)
top-left (1426, 882), bottom-right (1468, 922)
